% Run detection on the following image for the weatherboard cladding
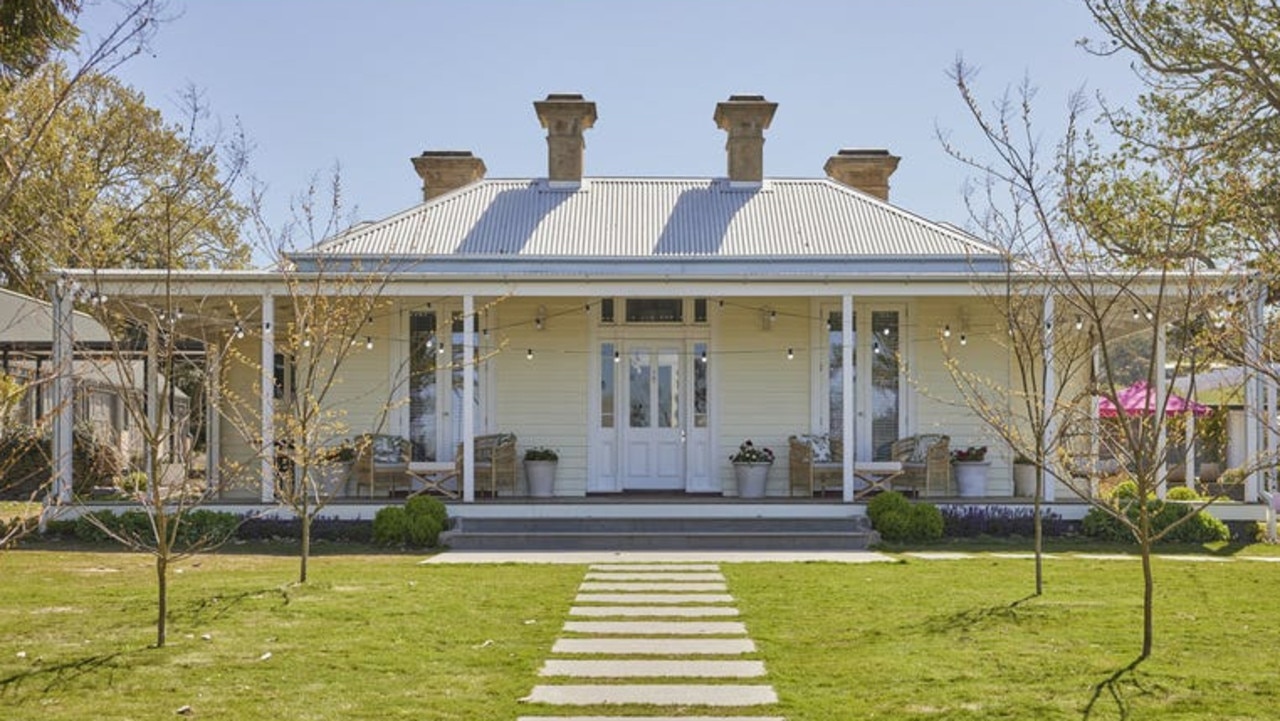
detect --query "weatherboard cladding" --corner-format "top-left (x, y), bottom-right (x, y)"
top-left (307, 178), bottom-right (1000, 261)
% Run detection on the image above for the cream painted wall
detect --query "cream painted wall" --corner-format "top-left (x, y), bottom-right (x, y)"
top-left (493, 298), bottom-right (591, 495)
top-left (910, 298), bottom-right (1015, 495)
top-left (715, 299), bottom-right (811, 496)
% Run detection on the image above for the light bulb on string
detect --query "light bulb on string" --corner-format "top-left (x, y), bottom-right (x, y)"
top-left (365, 336), bottom-right (374, 350)
top-left (959, 333), bottom-right (968, 346)
top-left (786, 347), bottom-right (794, 360)
top-left (233, 322), bottom-right (245, 340)
top-left (1075, 316), bottom-right (1083, 331)
top-left (1132, 308), bottom-right (1141, 321)
top-left (873, 340), bottom-right (881, 355)
top-left (943, 324), bottom-right (951, 338)
top-left (526, 348), bottom-right (534, 360)
top-left (613, 350), bottom-right (621, 363)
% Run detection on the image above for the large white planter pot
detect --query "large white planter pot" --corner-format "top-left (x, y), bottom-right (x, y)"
top-left (1013, 463), bottom-right (1037, 498)
top-left (524, 460), bottom-right (557, 498)
top-left (953, 461), bottom-right (990, 498)
top-left (733, 462), bottom-right (771, 498)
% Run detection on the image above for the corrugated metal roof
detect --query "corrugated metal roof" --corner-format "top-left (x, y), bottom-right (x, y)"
top-left (300, 178), bottom-right (1001, 262)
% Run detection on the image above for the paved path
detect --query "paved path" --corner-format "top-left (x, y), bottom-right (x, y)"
top-left (518, 562), bottom-right (784, 720)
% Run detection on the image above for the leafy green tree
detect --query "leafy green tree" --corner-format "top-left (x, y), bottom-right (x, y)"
top-left (0, 63), bottom-right (249, 295)
top-left (0, 0), bottom-right (80, 84)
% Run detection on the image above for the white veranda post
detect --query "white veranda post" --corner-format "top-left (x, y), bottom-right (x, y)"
top-left (462, 294), bottom-right (476, 503)
top-left (50, 282), bottom-right (75, 503)
top-left (260, 294), bottom-right (275, 503)
top-left (1041, 293), bottom-right (1056, 502)
top-left (841, 294), bottom-right (854, 503)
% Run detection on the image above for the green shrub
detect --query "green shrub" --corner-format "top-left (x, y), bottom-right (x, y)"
top-left (0, 425), bottom-right (123, 500)
top-left (873, 499), bottom-right (943, 543)
top-left (1082, 495), bottom-right (1230, 545)
top-left (373, 496), bottom-right (448, 548)
top-left (866, 491), bottom-right (911, 526)
top-left (1165, 486), bottom-right (1202, 501)
top-left (372, 506), bottom-right (408, 546)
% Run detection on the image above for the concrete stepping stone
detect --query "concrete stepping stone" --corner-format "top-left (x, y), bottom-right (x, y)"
top-left (563, 620), bottom-right (746, 636)
top-left (578, 581), bottom-right (728, 592)
top-left (523, 684), bottom-right (778, 706)
top-left (540, 659), bottom-right (766, 678)
top-left (575, 593), bottom-right (734, 604)
top-left (585, 572), bottom-right (726, 581)
top-left (589, 563), bottom-right (722, 572)
top-left (570, 605), bottom-right (739, 617)
top-left (552, 637), bottom-right (755, 655)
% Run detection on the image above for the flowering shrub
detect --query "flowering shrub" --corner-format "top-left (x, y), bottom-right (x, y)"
top-left (730, 439), bottom-right (774, 464)
top-left (951, 445), bottom-right (988, 462)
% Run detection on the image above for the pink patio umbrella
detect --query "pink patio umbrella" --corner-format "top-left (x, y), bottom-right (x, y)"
top-left (1097, 380), bottom-right (1211, 418)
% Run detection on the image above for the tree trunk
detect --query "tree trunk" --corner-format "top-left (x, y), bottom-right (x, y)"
top-left (1141, 538), bottom-right (1154, 659)
top-left (155, 555), bottom-right (168, 648)
top-left (299, 510), bottom-right (311, 584)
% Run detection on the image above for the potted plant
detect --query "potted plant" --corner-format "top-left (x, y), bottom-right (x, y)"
top-left (729, 439), bottom-right (774, 498)
top-left (951, 445), bottom-right (990, 498)
top-left (316, 440), bottom-right (357, 496)
top-left (1012, 452), bottom-right (1037, 498)
top-left (523, 446), bottom-right (558, 497)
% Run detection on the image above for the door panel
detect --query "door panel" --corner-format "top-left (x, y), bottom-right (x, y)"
top-left (622, 344), bottom-right (685, 490)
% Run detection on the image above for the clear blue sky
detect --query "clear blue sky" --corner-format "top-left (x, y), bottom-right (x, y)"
top-left (79, 0), bottom-right (1141, 250)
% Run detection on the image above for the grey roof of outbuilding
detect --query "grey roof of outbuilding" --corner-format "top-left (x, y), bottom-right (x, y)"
top-left (295, 178), bottom-right (1002, 272)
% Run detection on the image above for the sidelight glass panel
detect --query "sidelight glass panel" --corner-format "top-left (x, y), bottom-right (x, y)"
top-left (657, 350), bottom-right (679, 428)
top-left (827, 311), bottom-right (856, 439)
top-left (629, 349), bottom-right (651, 427)
top-left (871, 311), bottom-right (900, 460)
top-left (451, 312), bottom-right (482, 441)
top-left (694, 342), bottom-right (709, 428)
top-left (600, 343), bottom-right (615, 428)
top-left (409, 312), bottom-right (438, 461)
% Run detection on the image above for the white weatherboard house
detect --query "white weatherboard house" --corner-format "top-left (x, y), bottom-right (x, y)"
top-left (45, 94), bottom-right (1276, 517)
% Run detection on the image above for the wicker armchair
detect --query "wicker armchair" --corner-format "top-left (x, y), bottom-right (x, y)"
top-left (352, 434), bottom-right (410, 497)
top-left (788, 435), bottom-right (845, 497)
top-left (890, 434), bottom-right (951, 497)
top-left (457, 433), bottom-right (517, 497)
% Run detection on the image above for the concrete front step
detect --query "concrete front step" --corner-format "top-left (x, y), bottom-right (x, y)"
top-left (454, 516), bottom-right (869, 534)
top-left (441, 529), bottom-right (875, 551)
top-left (540, 659), bottom-right (767, 678)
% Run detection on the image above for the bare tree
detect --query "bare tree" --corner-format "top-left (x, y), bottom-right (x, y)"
top-left (943, 60), bottom-right (1242, 670)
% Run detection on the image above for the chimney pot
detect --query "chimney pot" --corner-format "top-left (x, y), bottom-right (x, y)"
top-left (533, 93), bottom-right (597, 184)
top-left (411, 150), bottom-right (486, 201)
top-left (713, 94), bottom-right (778, 183)
top-left (824, 148), bottom-right (901, 201)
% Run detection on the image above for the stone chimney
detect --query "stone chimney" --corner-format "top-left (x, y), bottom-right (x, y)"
top-left (410, 150), bottom-right (486, 202)
top-left (713, 94), bottom-right (778, 184)
top-left (823, 148), bottom-right (901, 201)
top-left (533, 93), bottom-right (597, 184)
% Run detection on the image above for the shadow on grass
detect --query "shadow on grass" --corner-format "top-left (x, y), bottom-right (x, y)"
top-left (0, 650), bottom-right (132, 696)
top-left (923, 593), bottom-right (1039, 634)
top-left (179, 586), bottom-right (293, 625)
top-left (1082, 655), bottom-right (1148, 720)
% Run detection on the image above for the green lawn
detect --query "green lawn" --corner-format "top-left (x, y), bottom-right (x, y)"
top-left (2, 544), bottom-right (1278, 719)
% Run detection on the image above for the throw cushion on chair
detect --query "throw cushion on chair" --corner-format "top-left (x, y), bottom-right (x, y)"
top-left (371, 436), bottom-right (404, 464)
top-left (799, 434), bottom-right (832, 463)
top-left (908, 434), bottom-right (944, 463)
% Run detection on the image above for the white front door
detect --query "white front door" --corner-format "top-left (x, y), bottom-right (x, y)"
top-left (622, 344), bottom-right (685, 490)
